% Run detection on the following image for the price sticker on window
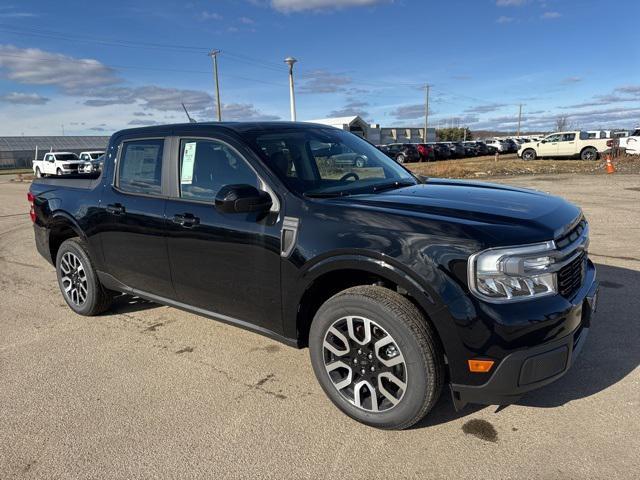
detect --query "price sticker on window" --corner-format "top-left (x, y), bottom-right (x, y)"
top-left (181, 142), bottom-right (197, 184)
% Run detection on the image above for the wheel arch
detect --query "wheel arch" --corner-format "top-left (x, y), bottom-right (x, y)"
top-left (294, 255), bottom-right (447, 355)
top-left (47, 212), bottom-right (86, 264)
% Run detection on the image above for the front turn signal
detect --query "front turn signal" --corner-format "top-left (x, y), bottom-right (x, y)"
top-left (468, 359), bottom-right (495, 373)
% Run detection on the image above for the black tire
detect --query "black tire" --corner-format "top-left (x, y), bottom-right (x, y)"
top-left (56, 168), bottom-right (62, 176)
top-left (354, 157), bottom-right (366, 168)
top-left (581, 147), bottom-right (598, 161)
top-left (396, 153), bottom-right (406, 164)
top-left (521, 148), bottom-right (536, 161)
top-left (56, 237), bottom-right (114, 316)
top-left (35, 167), bottom-right (43, 178)
top-left (309, 285), bottom-right (444, 430)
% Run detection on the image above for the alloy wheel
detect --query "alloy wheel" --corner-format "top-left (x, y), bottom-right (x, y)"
top-left (322, 316), bottom-right (407, 412)
top-left (60, 251), bottom-right (88, 306)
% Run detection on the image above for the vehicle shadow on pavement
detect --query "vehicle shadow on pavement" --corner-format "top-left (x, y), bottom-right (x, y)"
top-left (108, 294), bottom-right (160, 314)
top-left (413, 263), bottom-right (640, 428)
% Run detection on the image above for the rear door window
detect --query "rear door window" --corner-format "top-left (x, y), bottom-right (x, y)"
top-left (117, 139), bottom-right (164, 195)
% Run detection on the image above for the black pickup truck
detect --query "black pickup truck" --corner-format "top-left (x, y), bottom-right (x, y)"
top-left (29, 122), bottom-right (599, 429)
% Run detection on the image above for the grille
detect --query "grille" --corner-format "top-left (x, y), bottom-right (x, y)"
top-left (556, 219), bottom-right (586, 250)
top-left (558, 251), bottom-right (585, 298)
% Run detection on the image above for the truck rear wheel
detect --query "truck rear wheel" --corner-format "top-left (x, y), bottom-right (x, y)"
top-left (56, 238), bottom-right (114, 316)
top-left (309, 285), bottom-right (444, 430)
top-left (581, 147), bottom-right (598, 161)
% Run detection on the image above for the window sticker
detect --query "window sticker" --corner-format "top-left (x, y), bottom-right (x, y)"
top-left (181, 142), bottom-right (197, 184)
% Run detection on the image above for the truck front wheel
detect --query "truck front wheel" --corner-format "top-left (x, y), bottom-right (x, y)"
top-left (56, 168), bottom-right (63, 176)
top-left (309, 285), bottom-right (444, 430)
top-left (521, 148), bottom-right (536, 160)
top-left (56, 238), bottom-right (114, 316)
top-left (35, 167), bottom-right (43, 178)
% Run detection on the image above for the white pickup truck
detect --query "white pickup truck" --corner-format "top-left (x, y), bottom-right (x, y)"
top-left (518, 131), bottom-right (612, 161)
top-left (618, 128), bottom-right (640, 155)
top-left (33, 152), bottom-right (83, 177)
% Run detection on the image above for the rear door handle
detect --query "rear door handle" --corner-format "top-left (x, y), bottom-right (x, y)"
top-left (106, 203), bottom-right (125, 215)
top-left (173, 213), bottom-right (200, 228)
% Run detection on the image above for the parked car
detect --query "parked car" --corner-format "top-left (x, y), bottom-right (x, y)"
top-left (615, 128), bottom-right (639, 155)
top-left (79, 154), bottom-right (105, 174)
top-left (414, 143), bottom-right (435, 162)
top-left (29, 121), bottom-right (598, 430)
top-left (484, 139), bottom-right (506, 153)
top-left (518, 131), bottom-right (612, 160)
top-left (311, 142), bottom-right (368, 168)
top-left (32, 152), bottom-right (82, 177)
top-left (426, 142), bottom-right (451, 160)
top-left (502, 139), bottom-right (519, 153)
top-left (443, 142), bottom-right (465, 158)
top-left (469, 141), bottom-right (489, 156)
top-left (379, 143), bottom-right (420, 163)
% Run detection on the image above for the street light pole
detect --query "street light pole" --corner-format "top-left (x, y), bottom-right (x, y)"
top-left (284, 57), bottom-right (298, 121)
top-left (516, 103), bottom-right (523, 137)
top-left (424, 84), bottom-right (430, 142)
top-left (208, 49), bottom-right (222, 121)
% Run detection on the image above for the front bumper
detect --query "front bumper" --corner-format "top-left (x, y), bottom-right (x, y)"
top-left (450, 279), bottom-right (599, 409)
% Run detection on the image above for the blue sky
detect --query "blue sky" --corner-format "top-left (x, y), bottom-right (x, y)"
top-left (0, 0), bottom-right (638, 135)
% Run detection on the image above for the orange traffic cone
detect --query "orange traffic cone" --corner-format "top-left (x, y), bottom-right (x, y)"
top-left (605, 154), bottom-right (615, 174)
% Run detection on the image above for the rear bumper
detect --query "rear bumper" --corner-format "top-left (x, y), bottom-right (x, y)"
top-left (450, 280), bottom-right (599, 409)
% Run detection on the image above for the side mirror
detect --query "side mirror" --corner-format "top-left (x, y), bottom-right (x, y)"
top-left (215, 184), bottom-right (272, 214)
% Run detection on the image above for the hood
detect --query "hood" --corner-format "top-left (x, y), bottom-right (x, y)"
top-left (340, 179), bottom-right (582, 245)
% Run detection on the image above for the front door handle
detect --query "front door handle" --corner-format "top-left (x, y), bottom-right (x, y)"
top-left (106, 203), bottom-right (125, 215)
top-left (173, 213), bottom-right (200, 228)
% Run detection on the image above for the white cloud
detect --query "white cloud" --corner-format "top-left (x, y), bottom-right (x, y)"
top-left (541, 11), bottom-right (561, 19)
top-left (496, 0), bottom-right (527, 6)
top-left (269, 0), bottom-right (388, 13)
top-left (496, 16), bottom-right (514, 23)
top-left (200, 11), bottom-right (223, 20)
top-left (0, 92), bottom-right (50, 105)
top-left (239, 16), bottom-right (255, 24)
top-left (562, 76), bottom-right (582, 84)
top-left (299, 69), bottom-right (352, 93)
top-left (328, 100), bottom-right (370, 119)
top-left (465, 103), bottom-right (508, 114)
top-left (0, 44), bottom-right (119, 93)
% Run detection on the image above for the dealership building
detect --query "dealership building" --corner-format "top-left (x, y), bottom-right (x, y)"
top-left (307, 116), bottom-right (436, 144)
top-left (0, 136), bottom-right (109, 170)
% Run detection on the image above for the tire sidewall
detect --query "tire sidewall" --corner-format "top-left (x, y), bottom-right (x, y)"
top-left (309, 294), bottom-right (435, 429)
top-left (581, 148), bottom-right (597, 161)
top-left (55, 238), bottom-right (100, 315)
top-left (522, 149), bottom-right (536, 160)
top-left (396, 154), bottom-right (405, 164)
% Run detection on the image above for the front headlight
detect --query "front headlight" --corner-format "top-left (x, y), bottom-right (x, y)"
top-left (468, 241), bottom-right (557, 302)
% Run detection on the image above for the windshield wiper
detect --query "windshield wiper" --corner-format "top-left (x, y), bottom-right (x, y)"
top-left (371, 180), bottom-right (417, 193)
top-left (304, 191), bottom-right (348, 198)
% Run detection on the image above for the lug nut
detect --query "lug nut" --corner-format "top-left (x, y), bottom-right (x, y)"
top-left (354, 358), bottom-right (358, 364)
top-left (368, 353), bottom-right (373, 360)
top-left (370, 366), bottom-right (375, 372)
top-left (358, 349), bottom-right (362, 354)
top-left (361, 368), bottom-right (366, 375)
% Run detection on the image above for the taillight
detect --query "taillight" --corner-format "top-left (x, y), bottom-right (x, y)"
top-left (27, 192), bottom-right (36, 223)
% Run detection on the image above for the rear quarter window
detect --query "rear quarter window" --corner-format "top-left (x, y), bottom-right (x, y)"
top-left (117, 139), bottom-right (164, 195)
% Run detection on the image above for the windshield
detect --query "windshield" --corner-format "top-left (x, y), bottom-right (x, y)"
top-left (55, 154), bottom-right (79, 160)
top-left (243, 127), bottom-right (417, 197)
top-left (90, 152), bottom-right (103, 159)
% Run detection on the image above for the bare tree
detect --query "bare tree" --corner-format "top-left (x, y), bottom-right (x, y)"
top-left (555, 115), bottom-right (569, 131)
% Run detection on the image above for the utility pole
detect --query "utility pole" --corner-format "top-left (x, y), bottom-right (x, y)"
top-left (208, 49), bottom-right (222, 121)
top-left (424, 84), bottom-right (430, 142)
top-left (517, 103), bottom-right (523, 137)
top-left (284, 57), bottom-right (298, 121)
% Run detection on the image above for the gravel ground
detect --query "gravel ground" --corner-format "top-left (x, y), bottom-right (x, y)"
top-left (0, 174), bottom-right (638, 479)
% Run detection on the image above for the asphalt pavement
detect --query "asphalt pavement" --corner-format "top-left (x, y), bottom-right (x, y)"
top-left (1, 173), bottom-right (638, 479)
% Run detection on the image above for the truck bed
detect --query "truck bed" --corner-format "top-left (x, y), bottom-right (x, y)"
top-left (31, 173), bottom-right (102, 191)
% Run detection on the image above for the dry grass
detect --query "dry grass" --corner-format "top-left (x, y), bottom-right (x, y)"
top-left (407, 154), bottom-right (640, 179)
